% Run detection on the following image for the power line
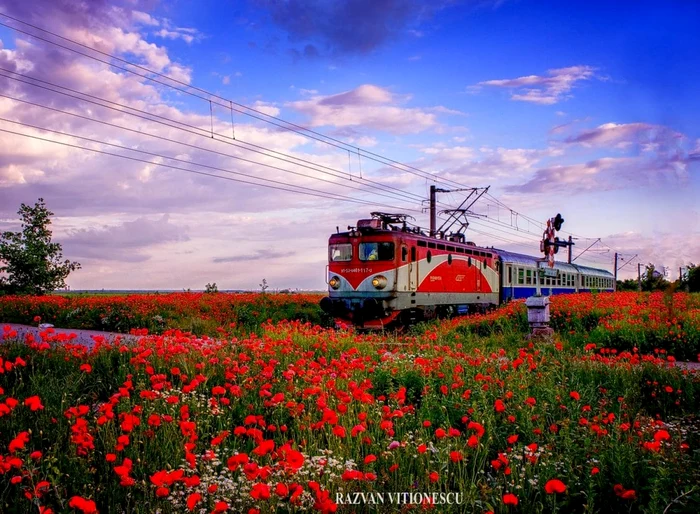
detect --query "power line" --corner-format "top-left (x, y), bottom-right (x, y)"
top-left (0, 14), bottom-right (469, 191)
top-left (0, 67), bottom-right (553, 247)
top-left (0, 10), bottom-right (637, 265)
top-left (0, 68), bottom-right (427, 206)
top-left (0, 123), bottom-right (423, 213)
top-left (0, 90), bottom-right (427, 208)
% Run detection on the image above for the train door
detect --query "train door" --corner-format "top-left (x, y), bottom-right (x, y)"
top-left (409, 246), bottom-right (417, 290)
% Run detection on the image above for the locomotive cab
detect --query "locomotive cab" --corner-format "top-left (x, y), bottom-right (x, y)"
top-left (321, 219), bottom-right (404, 328)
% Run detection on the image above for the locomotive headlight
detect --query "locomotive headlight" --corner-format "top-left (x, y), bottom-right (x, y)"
top-left (329, 276), bottom-right (341, 289)
top-left (371, 275), bottom-right (387, 289)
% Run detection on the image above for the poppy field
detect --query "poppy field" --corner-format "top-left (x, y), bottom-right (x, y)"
top-left (1, 292), bottom-right (699, 513)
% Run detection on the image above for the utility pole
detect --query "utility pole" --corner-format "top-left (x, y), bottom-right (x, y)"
top-left (429, 185), bottom-right (436, 237)
top-left (614, 252), bottom-right (618, 290)
top-left (637, 263), bottom-right (642, 291)
top-left (567, 235), bottom-right (573, 264)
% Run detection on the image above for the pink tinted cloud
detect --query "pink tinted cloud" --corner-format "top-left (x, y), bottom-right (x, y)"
top-left (287, 84), bottom-right (458, 134)
top-left (475, 65), bottom-right (598, 104)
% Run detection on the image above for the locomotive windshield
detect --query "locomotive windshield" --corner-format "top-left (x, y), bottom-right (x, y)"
top-left (359, 242), bottom-right (394, 261)
top-left (329, 244), bottom-right (352, 261)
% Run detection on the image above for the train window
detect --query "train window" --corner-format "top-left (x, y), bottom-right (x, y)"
top-left (359, 242), bottom-right (394, 261)
top-left (437, 244), bottom-right (446, 250)
top-left (556, 274), bottom-right (562, 286)
top-left (448, 254), bottom-right (453, 265)
top-left (447, 245), bottom-right (455, 252)
top-left (508, 266), bottom-right (512, 285)
top-left (483, 259), bottom-right (487, 269)
top-left (526, 269), bottom-right (533, 285)
top-left (466, 249), bottom-right (473, 255)
top-left (411, 247), bottom-right (416, 261)
top-left (457, 247), bottom-right (465, 254)
top-left (518, 268), bottom-right (525, 285)
top-left (418, 240), bottom-right (427, 248)
top-left (427, 250), bottom-right (432, 263)
top-left (401, 246), bottom-right (408, 262)
top-left (428, 242), bottom-right (436, 249)
top-left (468, 257), bottom-right (472, 267)
top-left (329, 244), bottom-right (352, 262)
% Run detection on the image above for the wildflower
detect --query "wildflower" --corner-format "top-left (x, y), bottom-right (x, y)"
top-left (251, 483), bottom-right (271, 500)
top-left (9, 432), bottom-right (30, 453)
top-left (503, 493), bottom-right (519, 506)
top-left (24, 396), bottom-right (45, 411)
top-left (187, 493), bottom-right (202, 511)
top-left (213, 501), bottom-right (229, 513)
top-left (544, 479), bottom-right (567, 494)
top-left (653, 430), bottom-right (670, 442)
top-left (494, 399), bottom-right (506, 413)
top-left (68, 496), bottom-right (97, 513)
top-left (569, 391), bottom-right (580, 401)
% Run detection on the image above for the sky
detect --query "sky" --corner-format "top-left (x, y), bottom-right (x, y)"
top-left (0, 0), bottom-right (698, 290)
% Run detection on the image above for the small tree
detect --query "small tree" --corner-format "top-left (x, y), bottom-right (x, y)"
top-left (681, 263), bottom-right (699, 293)
top-left (640, 263), bottom-right (669, 292)
top-left (259, 278), bottom-right (268, 293)
top-left (0, 198), bottom-right (80, 295)
top-left (204, 282), bottom-right (219, 293)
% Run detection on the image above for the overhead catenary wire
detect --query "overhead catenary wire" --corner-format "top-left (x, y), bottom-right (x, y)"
top-left (0, 91), bottom-right (429, 207)
top-left (0, 68), bottom-right (553, 249)
top-left (0, 67), bottom-right (429, 206)
top-left (0, 122), bottom-right (424, 213)
top-left (0, 14), bottom-right (469, 191)
top-left (0, 65), bottom-right (546, 245)
top-left (0, 10), bottom-right (638, 266)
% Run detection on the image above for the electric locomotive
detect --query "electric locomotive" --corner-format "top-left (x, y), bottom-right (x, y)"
top-left (320, 212), bottom-right (615, 330)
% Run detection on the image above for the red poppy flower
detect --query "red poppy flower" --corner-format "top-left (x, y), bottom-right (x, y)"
top-left (251, 483), bottom-right (271, 500)
top-left (186, 493), bottom-right (201, 511)
top-left (545, 479), bottom-right (567, 494)
top-left (68, 496), bottom-right (97, 514)
top-left (503, 493), bottom-right (519, 506)
top-left (24, 396), bottom-right (44, 411)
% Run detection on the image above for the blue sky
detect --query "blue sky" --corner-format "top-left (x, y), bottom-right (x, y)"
top-left (0, 0), bottom-right (697, 289)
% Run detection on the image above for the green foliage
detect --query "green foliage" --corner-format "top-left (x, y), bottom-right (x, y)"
top-left (681, 264), bottom-right (700, 293)
top-left (616, 278), bottom-right (639, 291)
top-left (0, 198), bottom-right (80, 295)
top-left (204, 282), bottom-right (219, 293)
top-left (641, 264), bottom-right (670, 292)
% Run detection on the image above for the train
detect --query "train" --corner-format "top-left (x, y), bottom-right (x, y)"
top-left (320, 212), bottom-right (615, 330)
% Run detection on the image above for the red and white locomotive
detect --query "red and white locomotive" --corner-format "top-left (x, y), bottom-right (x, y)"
top-left (320, 211), bottom-right (615, 330)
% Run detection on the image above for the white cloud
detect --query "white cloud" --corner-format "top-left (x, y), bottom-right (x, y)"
top-left (287, 84), bottom-right (457, 134)
top-left (475, 65), bottom-right (598, 104)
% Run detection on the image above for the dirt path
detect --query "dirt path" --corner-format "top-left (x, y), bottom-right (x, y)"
top-left (2, 323), bottom-right (135, 349)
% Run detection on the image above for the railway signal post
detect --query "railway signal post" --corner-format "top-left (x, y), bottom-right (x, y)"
top-left (526, 214), bottom-right (567, 341)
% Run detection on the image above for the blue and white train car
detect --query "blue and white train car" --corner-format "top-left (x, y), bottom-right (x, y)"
top-left (497, 249), bottom-right (615, 302)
